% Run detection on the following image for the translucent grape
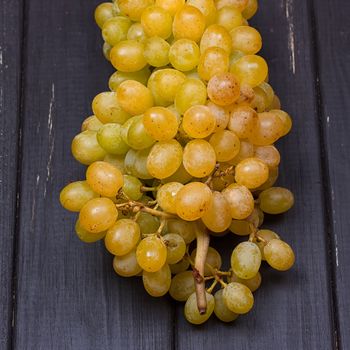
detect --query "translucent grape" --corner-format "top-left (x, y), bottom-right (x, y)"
top-left (216, 6), bottom-right (243, 31)
top-left (169, 39), bottom-right (200, 72)
top-left (191, 247), bottom-right (222, 276)
top-left (169, 271), bottom-right (195, 301)
top-left (216, 0), bottom-right (248, 11)
top-left (103, 42), bottom-right (112, 61)
top-left (255, 229), bottom-right (280, 260)
top-left (197, 47), bottom-right (230, 81)
top-left (242, 0), bottom-right (258, 19)
top-left (175, 182), bottom-right (213, 221)
top-left (81, 115), bottom-right (103, 132)
top-left (229, 271), bottom-right (262, 292)
top-left (254, 145), bottom-right (280, 168)
top-left (223, 282), bottom-right (254, 314)
top-left (131, 148), bottom-right (154, 179)
top-left (230, 26), bottom-right (262, 55)
top-left (95, 2), bottom-right (114, 29)
top-left (108, 68), bottom-right (151, 91)
top-left (157, 182), bottom-right (184, 214)
top-left (183, 139), bottom-right (216, 178)
top-left (214, 289), bottom-right (239, 322)
top-left (122, 174), bottom-right (143, 200)
top-left (75, 219), bottom-right (106, 243)
top-left (259, 187), bottom-right (294, 214)
top-left (163, 233), bottom-right (186, 264)
top-left (166, 219), bottom-right (196, 244)
top-left (229, 220), bottom-right (252, 236)
top-left (162, 163), bottom-right (193, 185)
top-left (255, 166), bottom-right (279, 191)
top-left (102, 16), bottom-right (132, 46)
top-left (257, 81), bottom-right (275, 107)
top-left (264, 239), bottom-right (295, 271)
top-left (209, 130), bottom-right (240, 162)
top-left (200, 24), bottom-right (232, 54)
top-left (228, 104), bottom-right (258, 139)
top-left (187, 0), bottom-right (217, 25)
top-left (136, 212), bottom-right (160, 234)
top-left (126, 22), bottom-right (148, 42)
top-left (207, 72), bottom-right (240, 106)
top-left (113, 249), bottom-right (142, 277)
top-left (169, 257), bottom-right (190, 274)
top-left (104, 154), bottom-right (126, 174)
top-left (118, 0), bottom-right (155, 21)
top-left (127, 116), bottom-right (155, 150)
top-left (206, 101), bottom-right (230, 131)
top-left (182, 105), bottom-right (216, 138)
top-left (141, 6), bottom-right (172, 39)
top-left (143, 264), bottom-right (171, 297)
top-left (155, 0), bottom-right (185, 16)
top-left (184, 292), bottom-right (215, 324)
top-left (97, 123), bottom-right (130, 155)
top-left (235, 157), bottom-right (269, 189)
top-left (270, 109), bottom-right (293, 136)
top-left (143, 37), bottom-right (170, 67)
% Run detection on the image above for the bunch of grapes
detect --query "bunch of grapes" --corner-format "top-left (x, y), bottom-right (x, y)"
top-left (60, 0), bottom-right (296, 325)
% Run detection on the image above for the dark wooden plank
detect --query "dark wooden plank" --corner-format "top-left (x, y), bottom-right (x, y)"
top-left (0, 0), bottom-right (23, 348)
top-left (13, 1), bottom-right (173, 349)
top-left (176, 1), bottom-right (335, 348)
top-left (313, 0), bottom-right (350, 348)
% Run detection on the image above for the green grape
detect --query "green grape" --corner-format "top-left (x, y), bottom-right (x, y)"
top-left (122, 174), bottom-right (143, 200)
top-left (229, 220), bottom-right (252, 236)
top-left (97, 123), bottom-right (130, 155)
top-left (184, 292), bottom-right (215, 324)
top-left (113, 249), bottom-right (142, 277)
top-left (75, 219), bottom-right (106, 243)
top-left (108, 68), bottom-right (151, 91)
top-left (206, 101), bottom-right (230, 131)
top-left (133, 148), bottom-right (154, 179)
top-left (222, 183), bottom-right (254, 219)
top-left (127, 116), bottom-right (155, 150)
top-left (242, 0), bottom-right (258, 19)
top-left (228, 104), bottom-right (258, 139)
top-left (81, 115), bottom-right (103, 132)
top-left (127, 22), bottom-right (148, 42)
top-left (229, 271), bottom-right (261, 292)
top-left (230, 26), bottom-right (262, 55)
top-left (102, 16), bottom-right (132, 46)
top-left (103, 42), bottom-right (112, 61)
top-left (163, 233), bottom-right (186, 264)
top-left (92, 92), bottom-right (131, 124)
top-left (104, 154), bottom-right (126, 174)
top-left (214, 289), bottom-right (239, 322)
top-left (254, 145), bottom-right (280, 168)
top-left (172, 5), bottom-right (206, 43)
top-left (166, 219), bottom-right (196, 244)
top-left (231, 241), bottom-right (261, 279)
top-left (200, 24), bottom-right (232, 54)
top-left (105, 219), bottom-right (141, 256)
top-left (216, 6), bottom-right (243, 31)
top-left (71, 130), bottom-right (106, 165)
top-left (191, 247), bottom-right (222, 276)
top-left (169, 39), bottom-right (200, 72)
top-left (143, 107), bottom-right (178, 141)
top-left (60, 181), bottom-right (98, 212)
top-left (223, 282), bottom-right (254, 314)
top-left (94, 2), bottom-right (114, 29)
top-left (162, 163), bottom-right (192, 184)
top-left (169, 257), bottom-right (190, 274)
top-left (216, 0), bottom-right (248, 11)
top-left (175, 78), bottom-right (207, 114)
top-left (207, 72), bottom-right (240, 106)
top-left (201, 191), bottom-right (232, 233)
top-left (143, 37), bottom-right (170, 67)
top-left (157, 182), bottom-right (184, 214)
top-left (259, 187), bottom-right (294, 214)
top-left (118, 0), bottom-right (155, 21)
top-left (264, 239), bottom-right (295, 271)
top-left (136, 212), bottom-right (160, 234)
top-left (270, 109), bottom-right (292, 136)
top-left (141, 6), bottom-right (172, 39)
top-left (110, 40), bottom-right (147, 72)
top-left (86, 161), bottom-right (124, 197)
top-left (169, 271), bottom-right (195, 301)
top-left (79, 198), bottom-right (118, 233)
top-left (117, 80), bottom-right (154, 116)
top-left (143, 263), bottom-right (171, 297)
top-left (209, 130), bottom-right (240, 162)
top-left (155, 0), bottom-right (185, 16)
top-left (187, 0), bottom-right (217, 25)
top-left (197, 47), bottom-right (230, 81)
top-left (182, 105), bottom-right (216, 139)
top-left (183, 139), bottom-right (216, 178)
top-left (255, 229), bottom-right (280, 260)
top-left (235, 157), bottom-right (269, 189)
top-left (147, 140), bottom-right (183, 179)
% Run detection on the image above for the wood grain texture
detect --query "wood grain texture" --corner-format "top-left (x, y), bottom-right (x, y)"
top-left (312, 0), bottom-right (350, 348)
top-left (0, 0), bottom-right (23, 348)
top-left (175, 1), bottom-right (335, 348)
top-left (13, 1), bottom-right (173, 349)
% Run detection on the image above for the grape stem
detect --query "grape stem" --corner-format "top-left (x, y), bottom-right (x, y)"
top-left (141, 185), bottom-right (159, 192)
top-left (207, 280), bottom-right (218, 294)
top-left (193, 228), bottom-right (210, 315)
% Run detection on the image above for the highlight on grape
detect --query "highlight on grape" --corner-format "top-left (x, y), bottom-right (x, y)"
top-left (60, 0), bottom-right (296, 325)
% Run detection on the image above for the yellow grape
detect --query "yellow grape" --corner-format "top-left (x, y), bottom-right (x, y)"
top-left (264, 239), bottom-right (295, 271)
top-left (254, 145), bottom-right (281, 168)
top-left (81, 115), bottom-right (103, 132)
top-left (209, 130), bottom-right (240, 162)
top-left (169, 39), bottom-right (200, 72)
top-left (268, 95), bottom-right (282, 110)
top-left (187, 0), bottom-right (217, 25)
top-left (169, 257), bottom-right (190, 274)
top-left (206, 101), bottom-right (230, 131)
top-left (255, 229), bottom-right (280, 260)
top-left (102, 16), bottom-right (132, 46)
top-left (94, 2), bottom-right (114, 29)
top-left (183, 139), bottom-right (216, 178)
top-left (229, 271), bottom-right (262, 292)
top-left (200, 24), bottom-right (232, 54)
top-left (223, 282), bottom-right (254, 314)
top-left (235, 157), bottom-right (269, 189)
top-left (155, 0), bottom-right (185, 16)
top-left (141, 6), bottom-right (172, 39)
top-left (216, 6), bottom-right (244, 31)
top-left (182, 105), bottom-right (216, 138)
top-left (104, 154), bottom-right (126, 174)
top-left (118, 0), bottom-right (155, 21)
top-left (127, 22), bottom-right (148, 42)
top-left (113, 249), bottom-right (142, 277)
top-left (97, 123), bottom-right (130, 155)
top-left (227, 140), bottom-right (254, 166)
top-left (227, 104), bottom-right (258, 139)
top-left (257, 81), bottom-right (275, 107)
top-left (242, 0), bottom-right (258, 19)
top-left (175, 182), bottom-right (213, 221)
top-left (190, 246), bottom-right (222, 276)
top-left (216, 0), bottom-right (248, 11)
top-left (255, 166), bottom-right (279, 191)
top-left (103, 42), bottom-right (112, 61)
top-left (143, 263), bottom-right (172, 297)
top-left (169, 271), bottom-right (195, 302)
top-left (197, 47), bottom-right (230, 81)
top-left (108, 67), bottom-right (151, 91)
top-left (258, 187), bottom-right (294, 214)
top-left (214, 289), bottom-right (239, 322)
top-left (126, 116), bottom-right (156, 150)
top-left (163, 233), bottom-right (186, 264)
top-left (75, 219), bottom-right (106, 243)
top-left (156, 182), bottom-right (184, 214)
top-left (184, 292), bottom-right (215, 324)
top-left (207, 72), bottom-right (240, 106)
top-left (230, 26), bottom-right (262, 55)
top-left (162, 163), bottom-right (192, 185)
top-left (143, 37), bottom-right (170, 67)
top-left (166, 219), bottom-right (197, 244)
top-left (270, 109), bottom-right (293, 136)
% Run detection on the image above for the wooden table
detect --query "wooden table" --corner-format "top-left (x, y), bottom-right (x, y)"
top-left (1, 0), bottom-right (349, 349)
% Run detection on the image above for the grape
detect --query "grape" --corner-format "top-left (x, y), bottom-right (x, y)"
top-left (92, 92), bottom-right (131, 124)
top-left (270, 109), bottom-right (293, 136)
top-left (191, 247), bottom-right (222, 276)
top-left (169, 271), bottom-right (195, 301)
top-left (136, 235), bottom-right (167, 272)
top-left (231, 241), bottom-right (261, 279)
top-left (197, 47), bottom-right (230, 81)
top-left (182, 105), bottom-right (216, 139)
top-left (229, 271), bottom-right (262, 292)
top-left (97, 123), bottom-right (130, 155)
top-left (216, 0), bottom-right (248, 11)
top-left (257, 81), bottom-right (275, 107)
top-left (113, 249), bottom-right (142, 277)
top-left (228, 104), bottom-right (258, 139)
top-left (71, 130), bottom-right (106, 165)
top-left (230, 55), bottom-right (268, 87)
top-left (81, 115), bottom-right (103, 132)
top-left (169, 39), bottom-right (200, 72)
top-left (143, 37), bottom-right (170, 67)
top-left (169, 257), bottom-right (191, 274)
top-left (141, 6), bottom-right (172, 39)
top-left (166, 219), bottom-right (196, 244)
top-left (268, 95), bottom-right (281, 111)
top-left (255, 229), bottom-right (280, 260)
top-left (143, 263), bottom-right (172, 297)
top-left (136, 212), bottom-right (160, 234)
top-left (222, 183), bottom-right (254, 219)
top-left (230, 26), bottom-right (262, 55)
top-left (104, 154), bottom-right (126, 174)
top-left (143, 106), bottom-right (178, 141)
top-left (163, 233), bottom-right (186, 264)
top-left (264, 239), bottom-right (295, 271)
top-left (117, 80), bottom-right (154, 116)
top-left (127, 22), bottom-right (148, 42)
top-left (255, 166), bottom-right (279, 191)
top-left (94, 2), bottom-right (114, 29)
top-left (175, 182), bottom-right (213, 221)
top-left (162, 163), bottom-right (192, 185)
top-left (105, 219), bottom-right (141, 256)
top-left (184, 292), bottom-right (215, 324)
top-left (75, 219), bottom-right (106, 243)
top-left (127, 116), bottom-right (155, 150)
top-left (155, 0), bottom-right (185, 16)
top-left (259, 187), bottom-right (294, 214)
top-left (227, 141), bottom-right (254, 166)
top-left (156, 182), bottom-right (184, 214)
top-left (200, 24), bottom-right (232, 54)
top-left (118, 0), bottom-right (154, 21)
top-left (110, 40), bottom-right (147, 72)
top-left (133, 148), bottom-right (154, 179)
top-left (172, 5), bottom-right (206, 43)
top-left (254, 145), bottom-right (280, 168)
top-left (206, 101), bottom-right (230, 131)
top-left (183, 139), bottom-right (216, 178)
top-left (79, 198), bottom-right (118, 233)
top-left (187, 0), bottom-right (217, 25)
top-left (235, 157), bottom-right (269, 189)
top-left (242, 0), bottom-right (258, 19)
top-left (122, 174), bottom-right (143, 200)
top-left (109, 68), bottom-right (151, 91)
top-left (214, 289), bottom-right (239, 322)
top-left (201, 191), bottom-right (232, 233)
top-left (223, 282), bottom-right (254, 314)
top-left (229, 220), bottom-right (252, 236)
top-left (209, 130), bottom-right (240, 162)
top-left (216, 6), bottom-right (243, 31)
top-left (60, 181), bottom-right (98, 212)
top-left (207, 72), bottom-right (240, 106)
top-left (86, 161), bottom-right (124, 197)
top-left (102, 16), bottom-right (131, 46)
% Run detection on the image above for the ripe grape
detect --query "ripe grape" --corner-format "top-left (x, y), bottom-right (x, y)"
top-left (235, 157), bottom-right (269, 189)
top-left (169, 39), bottom-right (200, 72)
top-left (216, 0), bottom-right (248, 11)
top-left (108, 68), bottom-right (151, 91)
top-left (169, 257), bottom-right (190, 274)
top-left (264, 239), bottom-right (295, 271)
top-left (81, 115), bottom-right (103, 132)
top-left (214, 289), bottom-right (239, 322)
top-left (228, 104), bottom-right (258, 139)
top-left (97, 123), bottom-right (130, 155)
top-left (155, 0), bottom-right (185, 16)
top-left (255, 229), bottom-right (280, 260)
top-left (94, 2), bottom-right (114, 29)
top-left (259, 187), bottom-right (294, 214)
top-left (200, 24), bottom-right (232, 54)
top-left (156, 182), bottom-right (184, 214)
top-left (270, 109), bottom-right (293, 136)
top-left (216, 6), bottom-right (243, 31)
top-left (197, 47), bottom-right (230, 81)
top-left (136, 212), bottom-right (160, 234)
top-left (187, 0), bottom-right (217, 25)
top-left (206, 101), bottom-right (230, 131)
top-left (209, 130), bottom-right (240, 162)
top-left (127, 116), bottom-right (155, 150)
top-left (141, 6), bottom-right (172, 39)
top-left (127, 22), bottom-right (148, 42)
top-left (122, 174), bottom-right (143, 200)
top-left (166, 219), bottom-right (196, 244)
top-left (191, 246), bottom-right (222, 276)
top-left (102, 16), bottom-right (131, 46)
top-left (242, 0), bottom-right (258, 19)
top-left (169, 271), bottom-right (195, 301)
top-left (223, 282), bottom-right (254, 314)
top-left (163, 233), bottom-right (186, 264)
top-left (230, 26), bottom-right (262, 55)
top-left (162, 163), bottom-right (192, 185)
top-left (229, 271), bottom-right (262, 292)
top-left (104, 154), bottom-right (126, 174)
top-left (254, 145), bottom-right (281, 168)
top-left (184, 292), bottom-right (215, 324)
top-left (143, 37), bottom-right (170, 67)
top-left (143, 263), bottom-right (172, 297)
top-left (118, 0), bottom-right (154, 21)
top-left (75, 219), bottom-right (106, 243)
top-left (227, 140), bottom-right (254, 166)
top-left (113, 249), bottom-right (142, 277)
